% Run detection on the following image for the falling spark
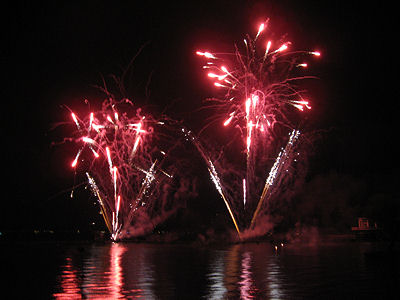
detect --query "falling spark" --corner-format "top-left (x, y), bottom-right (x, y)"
top-left (90, 148), bottom-right (99, 158)
top-left (130, 136), bottom-right (141, 160)
top-left (255, 23), bottom-right (265, 39)
top-left (275, 43), bottom-right (288, 53)
top-left (245, 98), bottom-right (251, 116)
top-left (82, 136), bottom-right (95, 144)
top-left (208, 73), bottom-right (228, 81)
top-left (91, 123), bottom-right (103, 132)
top-left (297, 63), bottom-right (308, 68)
top-left (243, 178), bottom-right (246, 207)
top-left (106, 147), bottom-right (113, 171)
top-left (89, 112), bottom-right (94, 130)
top-left (291, 100), bottom-right (311, 111)
top-left (310, 51), bottom-right (321, 56)
top-left (107, 115), bottom-right (114, 124)
top-left (223, 113), bottom-right (235, 126)
top-left (214, 82), bottom-right (228, 88)
top-left (71, 112), bottom-right (80, 130)
top-left (264, 40), bottom-right (272, 61)
top-left (71, 149), bottom-right (82, 168)
top-left (196, 51), bottom-right (217, 59)
top-left (116, 195), bottom-right (121, 219)
top-left (113, 166), bottom-right (118, 199)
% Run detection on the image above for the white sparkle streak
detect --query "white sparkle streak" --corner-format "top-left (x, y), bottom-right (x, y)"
top-left (243, 178), bottom-right (247, 207)
top-left (266, 129), bottom-right (300, 186)
top-left (113, 166), bottom-right (118, 201)
top-left (275, 43), bottom-right (288, 53)
top-left (91, 148), bottom-right (99, 158)
top-left (310, 51), bottom-right (321, 57)
top-left (214, 82), bottom-right (228, 88)
top-left (112, 212), bottom-right (116, 240)
top-left (292, 104), bottom-right (304, 111)
top-left (208, 73), bottom-right (228, 81)
top-left (71, 149), bottom-right (82, 168)
top-left (196, 51), bottom-right (217, 59)
top-left (255, 23), bottom-right (265, 40)
top-left (245, 98), bottom-right (251, 117)
top-left (208, 160), bottom-right (223, 195)
top-left (106, 147), bottom-right (113, 171)
top-left (88, 112), bottom-right (94, 131)
top-left (247, 121), bottom-right (254, 154)
top-left (91, 123), bottom-right (103, 132)
top-left (263, 40), bottom-right (272, 61)
top-left (107, 115), bottom-right (114, 124)
top-left (223, 112), bottom-right (235, 126)
top-left (130, 136), bottom-right (141, 161)
top-left (82, 136), bottom-right (99, 158)
top-left (251, 94), bottom-right (259, 108)
top-left (71, 112), bottom-right (81, 130)
top-left (116, 195), bottom-right (121, 219)
top-left (82, 136), bottom-right (95, 144)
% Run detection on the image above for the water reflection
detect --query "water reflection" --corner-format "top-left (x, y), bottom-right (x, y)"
top-left (53, 243), bottom-right (288, 299)
top-left (54, 243), bottom-right (149, 299)
top-left (52, 242), bottom-right (391, 299)
top-left (266, 255), bottom-right (285, 300)
top-left (239, 251), bottom-right (253, 299)
top-left (54, 257), bottom-right (81, 299)
top-left (207, 243), bottom-right (286, 299)
top-left (108, 243), bottom-right (126, 298)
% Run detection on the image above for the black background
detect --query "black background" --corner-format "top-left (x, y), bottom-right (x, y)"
top-left (2, 1), bottom-right (397, 232)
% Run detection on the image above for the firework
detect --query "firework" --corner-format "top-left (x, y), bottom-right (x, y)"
top-left (195, 19), bottom-right (319, 234)
top-left (250, 129), bottom-right (300, 229)
top-left (66, 98), bottom-right (185, 241)
top-left (181, 127), bottom-right (241, 238)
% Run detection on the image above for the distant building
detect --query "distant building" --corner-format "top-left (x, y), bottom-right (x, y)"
top-left (351, 217), bottom-right (378, 231)
top-left (351, 217), bottom-right (380, 240)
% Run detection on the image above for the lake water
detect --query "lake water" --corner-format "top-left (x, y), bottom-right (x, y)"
top-left (2, 240), bottom-right (399, 299)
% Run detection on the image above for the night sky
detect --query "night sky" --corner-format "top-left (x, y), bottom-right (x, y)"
top-left (2, 1), bottom-right (397, 232)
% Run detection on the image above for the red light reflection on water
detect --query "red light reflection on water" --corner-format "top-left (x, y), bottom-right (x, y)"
top-left (108, 243), bottom-right (126, 298)
top-left (53, 257), bottom-right (81, 299)
top-left (53, 244), bottom-right (138, 299)
top-left (239, 251), bottom-right (255, 299)
top-left (207, 244), bottom-right (285, 299)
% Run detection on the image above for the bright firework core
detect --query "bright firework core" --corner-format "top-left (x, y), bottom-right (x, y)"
top-left (195, 19), bottom-right (319, 238)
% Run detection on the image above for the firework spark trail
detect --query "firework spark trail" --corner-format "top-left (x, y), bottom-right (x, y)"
top-left (86, 172), bottom-right (113, 233)
top-left (181, 127), bottom-right (241, 238)
top-left (195, 19), bottom-right (319, 233)
top-left (66, 98), bottom-right (181, 241)
top-left (123, 159), bottom-right (158, 231)
top-left (242, 178), bottom-right (246, 207)
top-left (250, 129), bottom-right (300, 228)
